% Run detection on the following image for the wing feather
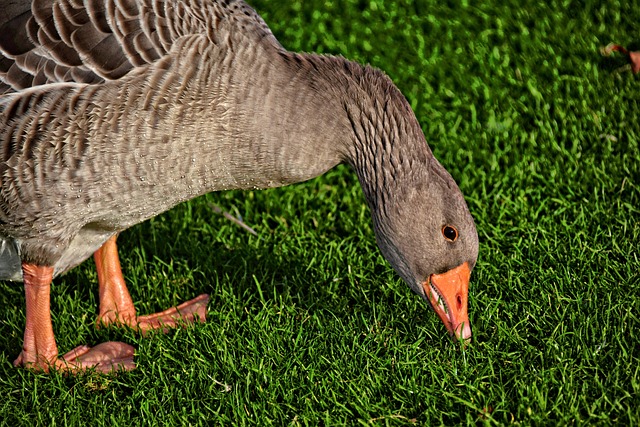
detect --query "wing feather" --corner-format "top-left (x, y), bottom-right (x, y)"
top-left (0, 0), bottom-right (281, 93)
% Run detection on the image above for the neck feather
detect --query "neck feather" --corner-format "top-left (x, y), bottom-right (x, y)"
top-left (321, 59), bottom-right (432, 224)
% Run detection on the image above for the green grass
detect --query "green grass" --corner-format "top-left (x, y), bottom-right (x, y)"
top-left (1, 0), bottom-right (639, 425)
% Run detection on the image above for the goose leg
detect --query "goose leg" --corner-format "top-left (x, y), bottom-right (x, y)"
top-left (94, 234), bottom-right (209, 333)
top-left (13, 263), bottom-right (135, 373)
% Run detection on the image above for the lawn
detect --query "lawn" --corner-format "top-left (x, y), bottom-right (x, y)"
top-left (1, 0), bottom-right (639, 425)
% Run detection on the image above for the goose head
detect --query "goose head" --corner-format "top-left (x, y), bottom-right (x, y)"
top-left (368, 154), bottom-right (478, 342)
top-left (339, 65), bottom-right (479, 342)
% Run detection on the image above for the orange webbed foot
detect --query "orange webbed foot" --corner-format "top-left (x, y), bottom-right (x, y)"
top-left (14, 342), bottom-right (135, 373)
top-left (134, 293), bottom-right (210, 333)
top-left (97, 293), bottom-right (210, 334)
top-left (61, 342), bottom-right (136, 373)
top-left (95, 235), bottom-right (210, 334)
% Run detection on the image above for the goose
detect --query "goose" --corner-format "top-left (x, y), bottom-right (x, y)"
top-left (0, 0), bottom-right (479, 373)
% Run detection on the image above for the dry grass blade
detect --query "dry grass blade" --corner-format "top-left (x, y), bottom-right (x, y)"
top-left (208, 203), bottom-right (258, 236)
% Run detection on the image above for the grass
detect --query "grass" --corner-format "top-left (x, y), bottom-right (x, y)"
top-left (1, 0), bottom-right (639, 425)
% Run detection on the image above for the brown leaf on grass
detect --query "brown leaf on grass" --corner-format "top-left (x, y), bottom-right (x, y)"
top-left (601, 43), bottom-right (640, 74)
top-left (478, 405), bottom-right (494, 420)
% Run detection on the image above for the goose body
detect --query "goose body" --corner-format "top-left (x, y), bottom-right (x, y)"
top-left (1, 0), bottom-right (478, 372)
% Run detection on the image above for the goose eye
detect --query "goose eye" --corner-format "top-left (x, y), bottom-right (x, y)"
top-left (442, 225), bottom-right (458, 242)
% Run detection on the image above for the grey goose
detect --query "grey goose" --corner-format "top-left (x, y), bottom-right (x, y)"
top-left (0, 0), bottom-right (478, 372)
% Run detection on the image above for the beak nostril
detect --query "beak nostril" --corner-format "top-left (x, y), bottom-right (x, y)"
top-left (456, 294), bottom-right (462, 310)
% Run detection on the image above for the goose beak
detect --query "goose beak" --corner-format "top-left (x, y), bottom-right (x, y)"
top-left (423, 262), bottom-right (472, 342)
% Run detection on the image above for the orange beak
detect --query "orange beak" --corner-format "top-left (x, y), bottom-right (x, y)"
top-left (422, 262), bottom-right (472, 342)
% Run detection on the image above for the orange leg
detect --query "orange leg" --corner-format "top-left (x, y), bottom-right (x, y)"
top-left (13, 263), bottom-right (135, 373)
top-left (94, 234), bottom-right (209, 333)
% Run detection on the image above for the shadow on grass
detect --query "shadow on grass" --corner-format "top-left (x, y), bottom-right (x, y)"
top-left (0, 204), bottom-right (409, 367)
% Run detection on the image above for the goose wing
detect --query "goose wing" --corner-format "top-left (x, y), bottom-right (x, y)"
top-left (0, 0), bottom-right (280, 94)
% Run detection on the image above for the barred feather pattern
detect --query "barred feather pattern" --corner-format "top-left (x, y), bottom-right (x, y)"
top-left (0, 0), bottom-right (278, 92)
top-left (0, 0), bottom-right (477, 294)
